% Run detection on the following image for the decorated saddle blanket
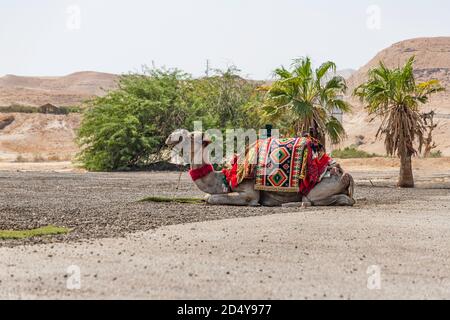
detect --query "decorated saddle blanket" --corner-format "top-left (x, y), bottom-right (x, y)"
top-left (222, 137), bottom-right (331, 195)
top-left (255, 137), bottom-right (308, 192)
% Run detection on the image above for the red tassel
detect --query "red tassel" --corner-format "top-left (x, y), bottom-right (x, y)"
top-left (222, 155), bottom-right (239, 190)
top-left (300, 148), bottom-right (332, 195)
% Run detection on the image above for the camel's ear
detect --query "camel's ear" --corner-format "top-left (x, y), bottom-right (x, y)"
top-left (190, 132), bottom-right (212, 146)
top-left (202, 133), bottom-right (212, 146)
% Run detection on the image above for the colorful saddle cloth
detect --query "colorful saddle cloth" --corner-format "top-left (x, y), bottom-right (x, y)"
top-left (255, 137), bottom-right (308, 192)
top-left (222, 137), bottom-right (331, 195)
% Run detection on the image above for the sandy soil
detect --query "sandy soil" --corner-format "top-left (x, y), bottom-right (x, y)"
top-left (0, 113), bottom-right (81, 162)
top-left (0, 168), bottom-right (449, 299)
top-left (0, 161), bottom-right (77, 172)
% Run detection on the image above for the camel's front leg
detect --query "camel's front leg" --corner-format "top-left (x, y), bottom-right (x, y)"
top-left (206, 181), bottom-right (261, 206)
top-left (206, 192), bottom-right (260, 207)
top-left (306, 194), bottom-right (355, 206)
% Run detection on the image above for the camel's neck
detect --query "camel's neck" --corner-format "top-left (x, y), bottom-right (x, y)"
top-left (190, 153), bottom-right (228, 195)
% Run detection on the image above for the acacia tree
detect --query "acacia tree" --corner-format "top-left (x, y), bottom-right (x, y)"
top-left (263, 57), bottom-right (351, 145)
top-left (77, 68), bottom-right (194, 171)
top-left (76, 67), bottom-right (265, 171)
top-left (354, 57), bottom-right (444, 187)
top-left (191, 66), bottom-right (265, 130)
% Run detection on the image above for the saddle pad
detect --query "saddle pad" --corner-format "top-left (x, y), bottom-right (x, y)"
top-left (255, 137), bottom-right (308, 192)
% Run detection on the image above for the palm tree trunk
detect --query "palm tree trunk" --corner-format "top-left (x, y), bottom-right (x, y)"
top-left (398, 154), bottom-right (414, 188)
top-left (311, 119), bottom-right (326, 150)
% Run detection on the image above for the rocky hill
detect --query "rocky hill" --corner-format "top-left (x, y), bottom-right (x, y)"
top-left (0, 71), bottom-right (118, 107)
top-left (0, 113), bottom-right (81, 162)
top-left (0, 71), bottom-right (119, 161)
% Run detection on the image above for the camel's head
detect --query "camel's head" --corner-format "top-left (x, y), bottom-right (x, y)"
top-left (166, 129), bottom-right (213, 165)
top-left (166, 129), bottom-right (191, 147)
top-left (166, 129), bottom-right (212, 149)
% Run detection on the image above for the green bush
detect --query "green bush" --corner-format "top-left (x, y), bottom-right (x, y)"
top-left (0, 105), bottom-right (82, 114)
top-left (76, 67), bottom-right (264, 171)
top-left (60, 106), bottom-right (82, 114)
top-left (190, 67), bottom-right (265, 129)
top-left (77, 68), bottom-right (195, 171)
top-left (429, 150), bottom-right (442, 158)
top-left (0, 105), bottom-right (36, 113)
top-left (331, 146), bottom-right (380, 159)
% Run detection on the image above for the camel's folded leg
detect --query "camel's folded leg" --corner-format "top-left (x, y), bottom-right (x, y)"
top-left (281, 202), bottom-right (311, 208)
top-left (303, 172), bottom-right (356, 207)
top-left (206, 189), bottom-right (260, 207)
top-left (304, 194), bottom-right (355, 206)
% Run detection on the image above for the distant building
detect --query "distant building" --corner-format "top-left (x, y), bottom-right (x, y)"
top-left (38, 103), bottom-right (67, 115)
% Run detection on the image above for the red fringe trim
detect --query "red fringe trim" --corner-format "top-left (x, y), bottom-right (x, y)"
top-left (189, 165), bottom-right (214, 181)
top-left (222, 155), bottom-right (239, 190)
top-left (299, 151), bottom-right (331, 195)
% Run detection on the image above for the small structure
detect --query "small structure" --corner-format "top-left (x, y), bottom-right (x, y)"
top-left (38, 103), bottom-right (66, 115)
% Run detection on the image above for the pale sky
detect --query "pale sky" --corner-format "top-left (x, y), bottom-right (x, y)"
top-left (1, 0), bottom-right (449, 79)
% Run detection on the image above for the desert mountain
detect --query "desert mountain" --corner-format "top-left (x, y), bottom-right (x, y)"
top-left (336, 69), bottom-right (356, 80)
top-left (342, 37), bottom-right (450, 156)
top-left (0, 71), bottom-right (119, 107)
top-left (0, 71), bottom-right (117, 161)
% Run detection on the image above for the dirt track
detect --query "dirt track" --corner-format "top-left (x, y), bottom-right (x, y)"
top-left (0, 169), bottom-right (449, 299)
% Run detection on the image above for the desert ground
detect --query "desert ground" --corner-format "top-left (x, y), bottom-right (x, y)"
top-left (0, 159), bottom-right (449, 299)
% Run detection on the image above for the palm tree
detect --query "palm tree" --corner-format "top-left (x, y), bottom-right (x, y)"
top-left (354, 57), bottom-right (444, 188)
top-left (263, 57), bottom-right (351, 146)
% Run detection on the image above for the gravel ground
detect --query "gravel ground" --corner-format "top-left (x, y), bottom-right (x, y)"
top-left (0, 171), bottom-right (282, 246)
top-left (1, 170), bottom-right (450, 299)
top-left (1, 171), bottom-right (449, 247)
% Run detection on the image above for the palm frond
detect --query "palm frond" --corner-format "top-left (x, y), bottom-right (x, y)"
top-left (273, 67), bottom-right (292, 80)
top-left (331, 99), bottom-right (352, 113)
top-left (325, 116), bottom-right (346, 145)
top-left (316, 61), bottom-right (337, 80)
top-left (264, 57), bottom-right (350, 143)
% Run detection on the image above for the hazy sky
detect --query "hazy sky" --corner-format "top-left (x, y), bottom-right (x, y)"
top-left (1, 0), bottom-right (449, 79)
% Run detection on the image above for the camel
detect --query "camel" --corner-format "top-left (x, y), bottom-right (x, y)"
top-left (166, 129), bottom-right (355, 207)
